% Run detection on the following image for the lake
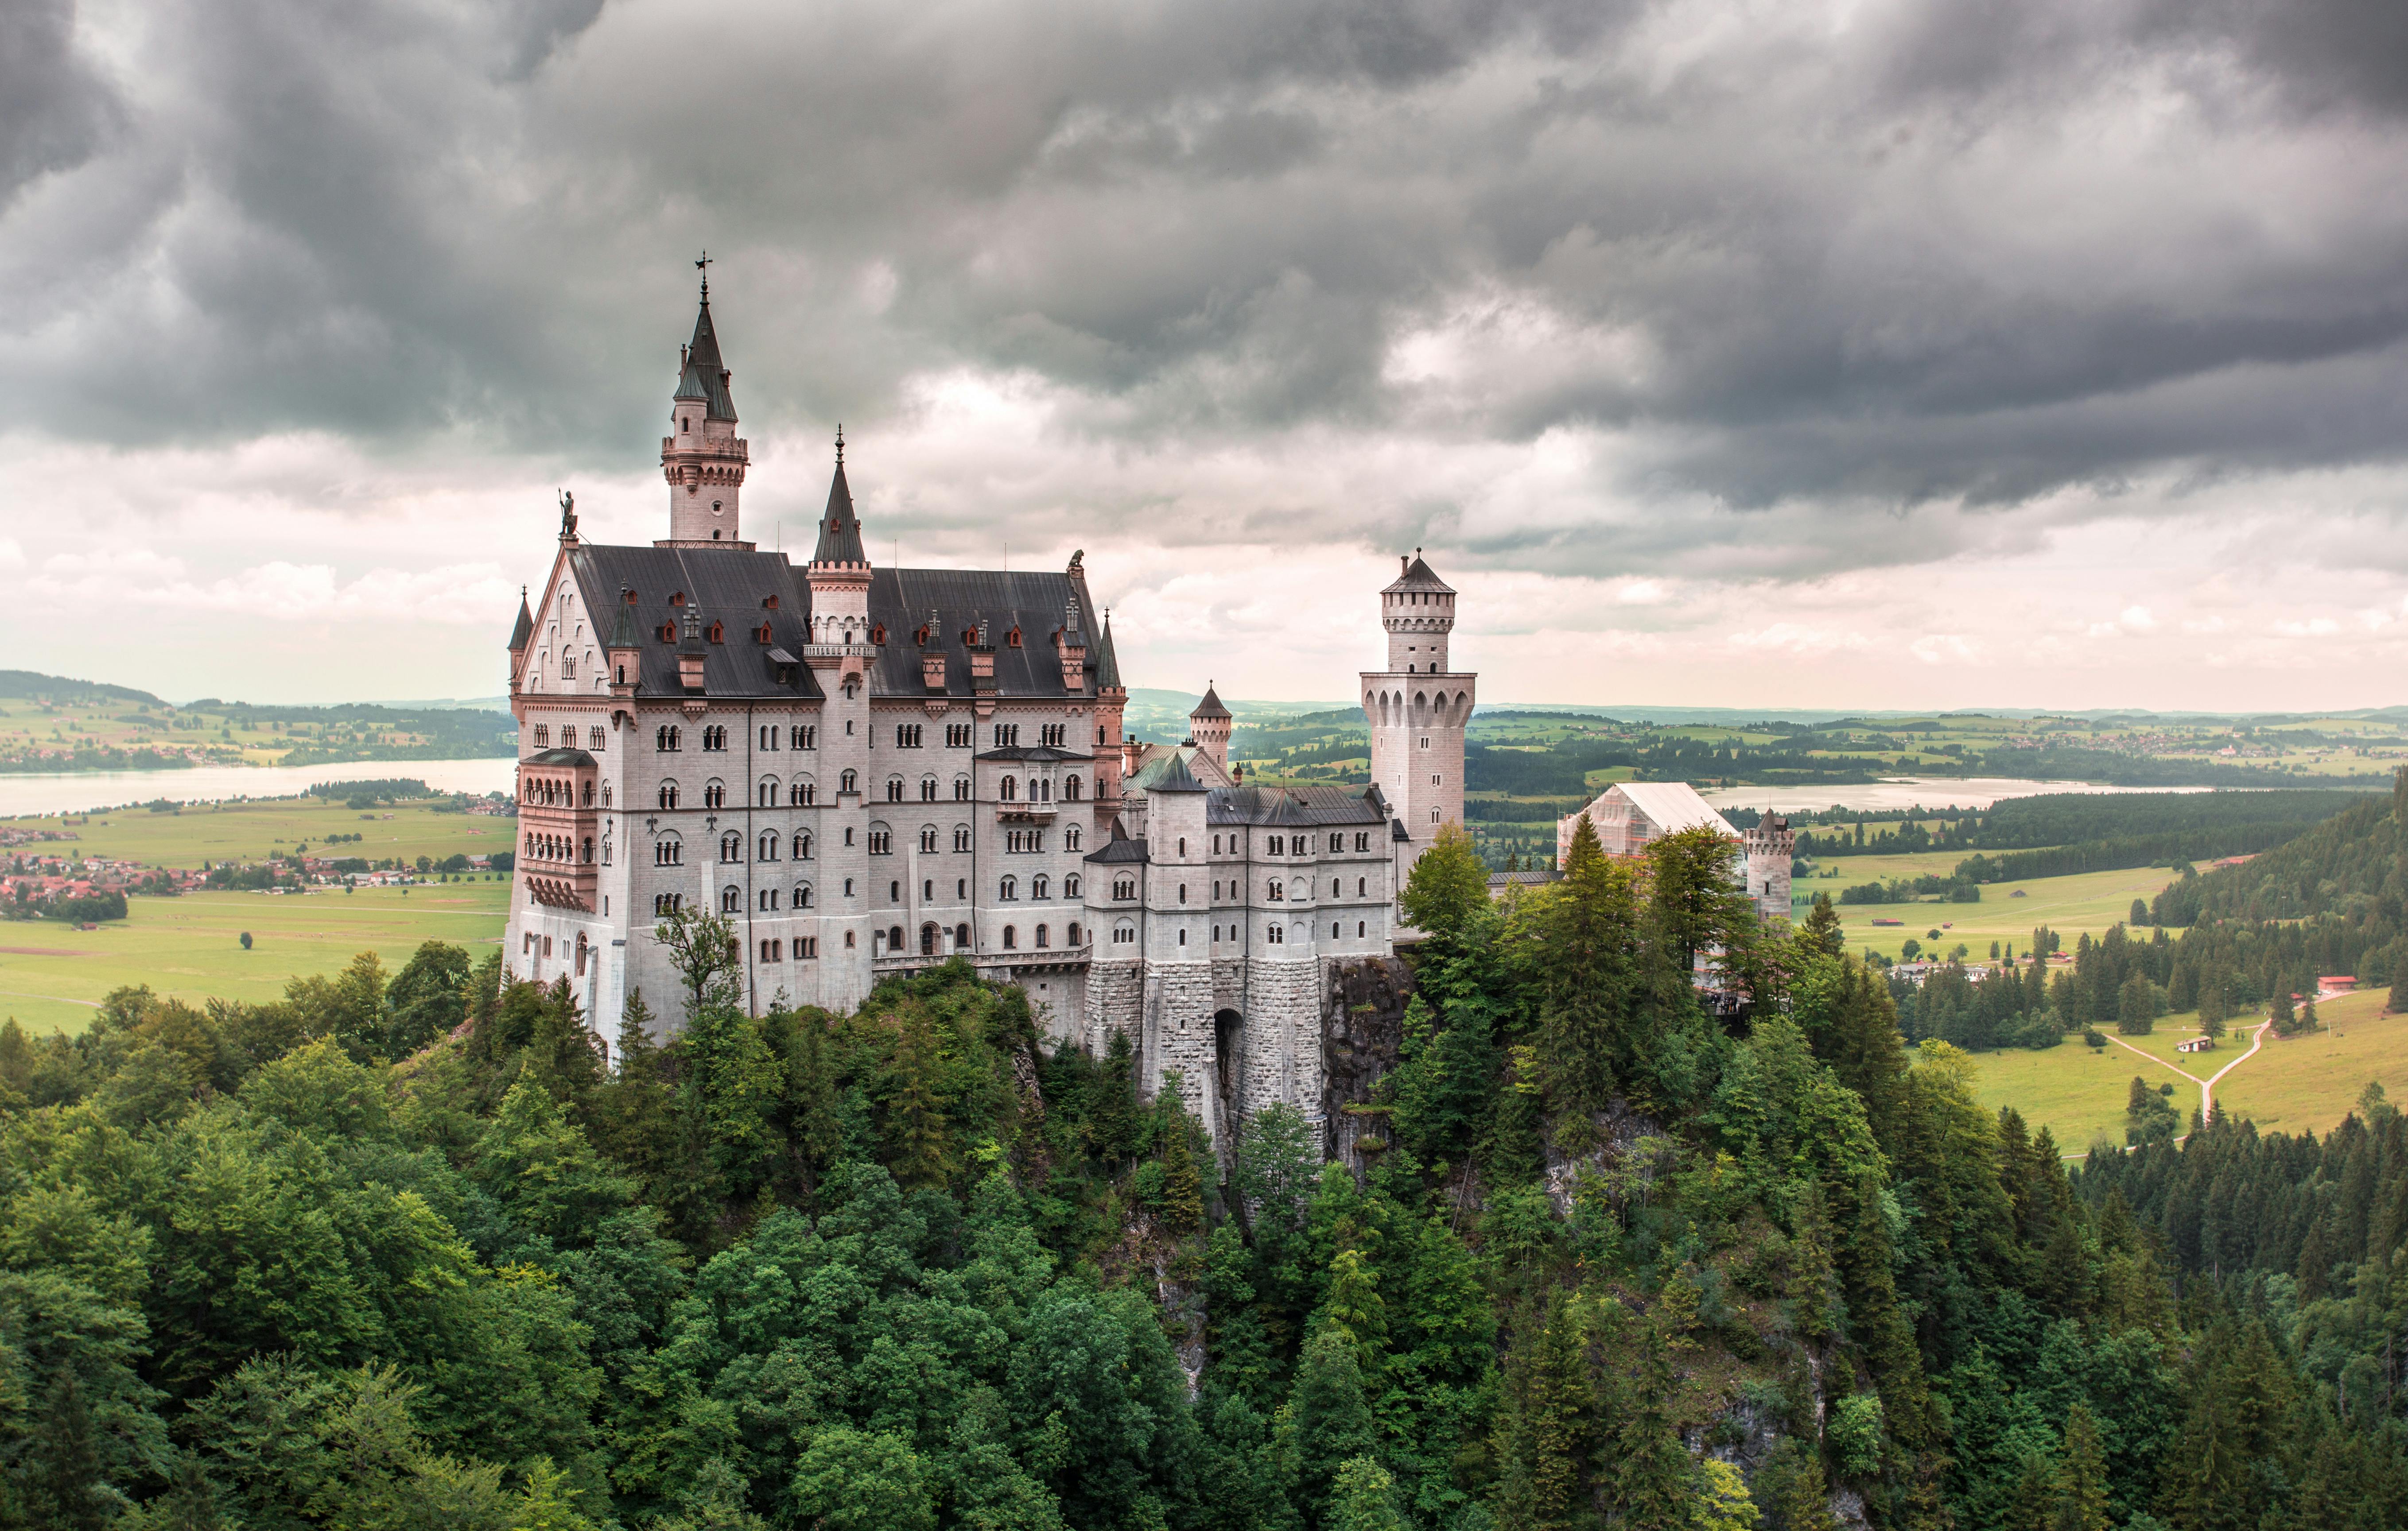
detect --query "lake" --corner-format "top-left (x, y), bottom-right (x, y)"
top-left (0, 758), bottom-right (520, 819)
top-left (1697, 777), bottom-right (2213, 814)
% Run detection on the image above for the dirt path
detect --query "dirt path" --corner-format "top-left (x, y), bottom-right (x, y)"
top-left (2202, 1017), bottom-right (2273, 1119)
top-left (2104, 1016), bottom-right (2272, 1121)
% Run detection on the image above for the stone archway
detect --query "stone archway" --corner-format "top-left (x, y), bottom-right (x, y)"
top-left (1214, 1008), bottom-right (1246, 1146)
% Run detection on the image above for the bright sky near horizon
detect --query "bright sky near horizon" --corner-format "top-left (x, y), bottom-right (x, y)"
top-left (3, 0), bottom-right (2406, 711)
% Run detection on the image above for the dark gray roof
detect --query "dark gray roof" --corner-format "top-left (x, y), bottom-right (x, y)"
top-left (867, 566), bottom-right (1098, 700)
top-left (812, 461), bottom-right (867, 566)
top-left (567, 544), bottom-right (821, 701)
top-left (1132, 751), bottom-right (1209, 794)
top-left (524, 747), bottom-right (596, 767)
top-left (1190, 685), bottom-right (1231, 720)
top-left (1206, 784), bottom-right (1386, 826)
top-left (674, 296), bottom-right (738, 422)
top-left (508, 590), bottom-right (533, 651)
top-left (1382, 553), bottom-right (1453, 595)
top-left (1488, 868), bottom-right (1560, 887)
top-left (561, 544), bottom-right (1103, 702)
top-left (1086, 820), bottom-right (1150, 864)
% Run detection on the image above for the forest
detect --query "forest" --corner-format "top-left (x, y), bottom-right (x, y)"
top-left (3, 816), bottom-right (2404, 1531)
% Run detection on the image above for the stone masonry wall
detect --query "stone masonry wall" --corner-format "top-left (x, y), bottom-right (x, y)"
top-left (1242, 957), bottom-right (1325, 1131)
top-left (1150, 961), bottom-right (1221, 1144)
top-left (1086, 957), bottom-right (1143, 1056)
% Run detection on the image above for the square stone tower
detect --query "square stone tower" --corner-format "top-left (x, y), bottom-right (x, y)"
top-left (1360, 551), bottom-right (1473, 891)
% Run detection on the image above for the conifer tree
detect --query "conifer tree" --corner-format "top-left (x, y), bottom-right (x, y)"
top-left (2390, 948), bottom-right (2408, 1015)
top-left (1491, 1294), bottom-right (1593, 1531)
top-left (2051, 1403), bottom-right (2109, 1531)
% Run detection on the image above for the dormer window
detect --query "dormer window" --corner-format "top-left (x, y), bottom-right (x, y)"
top-left (915, 624), bottom-right (930, 647)
top-left (1006, 627), bottom-right (1022, 648)
top-left (762, 595), bottom-right (779, 610)
top-left (756, 624), bottom-right (773, 643)
top-left (625, 589), bottom-right (639, 605)
top-left (870, 624), bottom-right (887, 645)
top-left (707, 622), bottom-right (725, 644)
top-left (657, 622), bottom-right (676, 642)
top-left (670, 591), bottom-right (686, 606)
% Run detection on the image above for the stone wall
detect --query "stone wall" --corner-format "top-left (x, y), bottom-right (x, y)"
top-left (1086, 957), bottom-right (1144, 1055)
top-left (1149, 961), bottom-right (1220, 1143)
top-left (1242, 957), bottom-right (1325, 1130)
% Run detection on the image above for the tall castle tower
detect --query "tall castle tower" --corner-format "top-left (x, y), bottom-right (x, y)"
top-left (659, 265), bottom-right (752, 548)
top-left (1361, 551), bottom-right (1473, 891)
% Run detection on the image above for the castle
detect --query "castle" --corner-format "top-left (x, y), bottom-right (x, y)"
top-left (501, 280), bottom-right (1476, 1144)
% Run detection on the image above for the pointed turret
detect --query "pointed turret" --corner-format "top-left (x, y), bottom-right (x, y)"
top-left (1188, 682), bottom-right (1232, 771)
top-left (508, 587), bottom-right (534, 652)
top-left (1094, 610), bottom-right (1124, 691)
top-left (812, 431), bottom-right (868, 567)
top-left (660, 265), bottom-right (751, 546)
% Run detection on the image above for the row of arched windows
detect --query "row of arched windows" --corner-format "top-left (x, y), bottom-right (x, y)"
top-left (520, 776), bottom-right (593, 808)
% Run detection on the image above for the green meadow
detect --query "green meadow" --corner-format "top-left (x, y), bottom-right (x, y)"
top-left (8, 795), bottom-right (515, 868)
top-left (1814, 854), bottom-right (2179, 962)
top-left (1959, 987), bottom-right (2408, 1156)
top-left (0, 883), bottom-right (511, 1035)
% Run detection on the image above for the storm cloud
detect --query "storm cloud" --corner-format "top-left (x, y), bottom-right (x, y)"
top-left (4, 0), bottom-right (2407, 705)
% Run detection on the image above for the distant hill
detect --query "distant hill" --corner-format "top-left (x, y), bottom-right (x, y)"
top-left (0, 670), bottom-right (167, 707)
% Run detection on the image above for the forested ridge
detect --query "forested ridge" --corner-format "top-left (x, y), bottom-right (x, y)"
top-left (3, 820), bottom-right (2404, 1531)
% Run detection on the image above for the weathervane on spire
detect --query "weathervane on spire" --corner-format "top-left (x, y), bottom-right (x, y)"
top-left (835, 423), bottom-right (845, 466)
top-left (695, 250), bottom-right (711, 300)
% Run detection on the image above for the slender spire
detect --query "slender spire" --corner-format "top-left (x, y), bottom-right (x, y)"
top-left (1095, 608), bottom-right (1123, 690)
top-left (508, 586), bottom-right (533, 651)
top-left (673, 262), bottom-right (736, 421)
top-left (812, 434), bottom-right (867, 565)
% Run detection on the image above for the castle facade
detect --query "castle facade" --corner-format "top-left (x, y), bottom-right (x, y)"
top-left (501, 284), bottom-right (1474, 1143)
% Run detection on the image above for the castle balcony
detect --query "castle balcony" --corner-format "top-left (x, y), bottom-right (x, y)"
top-left (996, 804), bottom-right (1059, 823)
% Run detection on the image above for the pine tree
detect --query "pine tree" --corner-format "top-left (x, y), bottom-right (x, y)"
top-left (1491, 1294), bottom-right (1593, 1531)
top-left (1800, 893), bottom-right (1844, 957)
top-left (2050, 1403), bottom-right (2108, 1531)
top-left (2390, 947), bottom-right (2408, 1015)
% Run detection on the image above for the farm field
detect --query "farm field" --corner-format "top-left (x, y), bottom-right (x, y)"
top-left (0, 883), bottom-right (511, 1035)
top-left (1819, 858), bottom-right (2179, 961)
top-left (2211, 988), bottom-right (2408, 1138)
top-left (6, 796), bottom-right (515, 869)
top-left (1961, 987), bottom-right (2408, 1155)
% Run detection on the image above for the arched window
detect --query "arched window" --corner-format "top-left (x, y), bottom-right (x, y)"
top-left (720, 885), bottom-right (742, 913)
top-left (1002, 924), bottom-right (1017, 950)
top-left (840, 769), bottom-right (858, 794)
top-left (919, 826), bottom-right (938, 853)
top-left (581, 837), bottom-right (593, 863)
top-left (704, 779), bottom-right (726, 809)
top-left (795, 882), bottom-right (814, 909)
top-left (999, 876), bottom-right (1018, 900)
top-left (758, 831), bottom-right (779, 861)
top-left (868, 826), bottom-right (892, 855)
top-left (1114, 877), bottom-right (1135, 900)
top-left (720, 831), bottom-right (742, 862)
top-left (921, 922), bottom-right (940, 956)
top-left (954, 776), bottom-right (971, 801)
top-left (1064, 775), bottom-right (1081, 801)
top-left (1034, 923), bottom-right (1049, 948)
top-left (759, 887), bottom-right (779, 911)
top-left (953, 826), bottom-right (972, 852)
top-left (790, 777), bottom-right (815, 806)
top-left (581, 780), bottom-right (594, 807)
top-left (1113, 921), bottom-right (1135, 945)
top-left (656, 725), bottom-right (681, 752)
top-left (1267, 880), bottom-right (1283, 900)
top-left (658, 782), bottom-right (680, 810)
top-left (955, 922), bottom-right (971, 949)
top-left (793, 831), bottom-right (813, 860)
top-left (920, 776), bottom-right (938, 802)
top-left (1067, 922), bottom-right (1081, 945)
top-left (758, 777), bottom-right (778, 806)
top-left (654, 836), bottom-right (681, 866)
top-left (1064, 874), bottom-right (1080, 899)
top-left (886, 778), bottom-right (905, 802)
top-left (1032, 874), bottom-right (1050, 900)
top-left (1000, 775), bottom-right (1018, 802)
top-left (654, 892), bottom-right (682, 916)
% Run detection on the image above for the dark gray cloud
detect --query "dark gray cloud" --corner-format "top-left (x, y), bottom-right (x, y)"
top-left (3, 0), bottom-right (2404, 579)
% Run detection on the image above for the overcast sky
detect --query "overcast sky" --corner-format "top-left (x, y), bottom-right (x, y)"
top-left (4, 0), bottom-right (2406, 713)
